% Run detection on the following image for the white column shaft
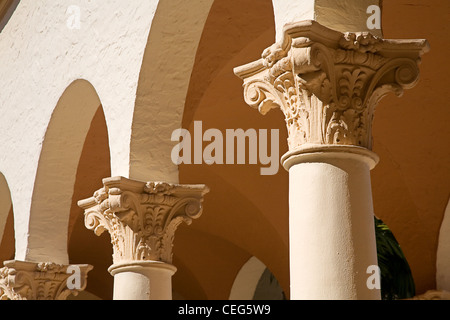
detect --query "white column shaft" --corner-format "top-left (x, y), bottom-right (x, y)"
top-left (288, 153), bottom-right (380, 300)
top-left (109, 262), bottom-right (176, 300)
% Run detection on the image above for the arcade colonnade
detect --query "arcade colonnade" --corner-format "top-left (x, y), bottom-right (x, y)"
top-left (0, 0), bottom-right (433, 300)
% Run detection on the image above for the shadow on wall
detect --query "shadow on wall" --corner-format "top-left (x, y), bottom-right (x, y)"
top-left (0, 173), bottom-right (15, 263)
top-left (67, 105), bottom-right (113, 301)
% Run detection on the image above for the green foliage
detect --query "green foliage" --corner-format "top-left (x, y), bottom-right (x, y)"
top-left (375, 217), bottom-right (416, 300)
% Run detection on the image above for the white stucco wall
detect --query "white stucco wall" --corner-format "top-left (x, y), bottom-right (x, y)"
top-left (272, 0), bottom-right (315, 42)
top-left (0, 0), bottom-right (159, 263)
top-left (0, 0), bottom-right (215, 264)
top-left (130, 0), bottom-right (214, 183)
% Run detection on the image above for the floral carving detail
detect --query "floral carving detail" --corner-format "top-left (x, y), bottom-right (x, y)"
top-left (234, 21), bottom-right (428, 151)
top-left (339, 33), bottom-right (383, 53)
top-left (94, 187), bottom-right (108, 204)
top-left (144, 182), bottom-right (175, 196)
top-left (79, 178), bottom-right (209, 265)
top-left (0, 261), bottom-right (92, 300)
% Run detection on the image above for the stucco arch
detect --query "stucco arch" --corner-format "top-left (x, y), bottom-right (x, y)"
top-left (25, 80), bottom-right (104, 264)
top-left (0, 0), bottom-right (162, 264)
top-left (229, 256), bottom-right (267, 300)
top-left (130, 0), bottom-right (215, 183)
top-left (229, 256), bottom-right (285, 300)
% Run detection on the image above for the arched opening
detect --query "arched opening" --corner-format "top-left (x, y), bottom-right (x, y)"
top-left (130, 0), bottom-right (214, 183)
top-left (229, 256), bottom-right (285, 300)
top-left (0, 173), bottom-right (14, 263)
top-left (253, 267), bottom-right (286, 300)
top-left (67, 105), bottom-right (113, 300)
top-left (27, 79), bottom-right (104, 264)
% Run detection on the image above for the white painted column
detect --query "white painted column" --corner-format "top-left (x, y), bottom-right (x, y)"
top-left (78, 177), bottom-right (209, 300)
top-left (235, 19), bottom-right (428, 299)
top-left (284, 147), bottom-right (380, 299)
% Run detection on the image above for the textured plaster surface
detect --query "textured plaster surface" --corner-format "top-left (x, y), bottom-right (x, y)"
top-left (130, 0), bottom-right (214, 183)
top-left (272, 0), bottom-right (315, 42)
top-left (0, 0), bottom-right (158, 262)
top-left (315, 0), bottom-right (382, 37)
top-left (272, 0), bottom-right (382, 42)
top-left (0, 0), bottom-right (215, 263)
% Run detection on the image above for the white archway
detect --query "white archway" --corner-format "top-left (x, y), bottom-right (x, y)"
top-left (229, 256), bottom-right (285, 300)
top-left (26, 80), bottom-right (104, 264)
top-left (0, 0), bottom-right (160, 264)
top-left (229, 256), bottom-right (267, 300)
top-left (130, 0), bottom-right (214, 183)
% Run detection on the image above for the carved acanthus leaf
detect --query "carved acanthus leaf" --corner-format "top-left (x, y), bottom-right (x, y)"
top-left (79, 177), bottom-right (209, 265)
top-left (339, 33), bottom-right (383, 53)
top-left (235, 20), bottom-right (429, 151)
top-left (0, 261), bottom-right (92, 300)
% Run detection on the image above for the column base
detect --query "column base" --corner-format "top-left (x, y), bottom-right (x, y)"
top-left (108, 261), bottom-right (177, 300)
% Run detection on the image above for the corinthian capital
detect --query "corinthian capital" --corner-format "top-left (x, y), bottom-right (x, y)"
top-left (0, 261), bottom-right (92, 300)
top-left (78, 177), bottom-right (209, 265)
top-left (234, 20), bottom-right (429, 152)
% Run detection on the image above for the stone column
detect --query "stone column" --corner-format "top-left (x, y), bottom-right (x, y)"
top-left (78, 177), bottom-right (209, 300)
top-left (0, 260), bottom-right (92, 300)
top-left (234, 21), bottom-right (428, 300)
